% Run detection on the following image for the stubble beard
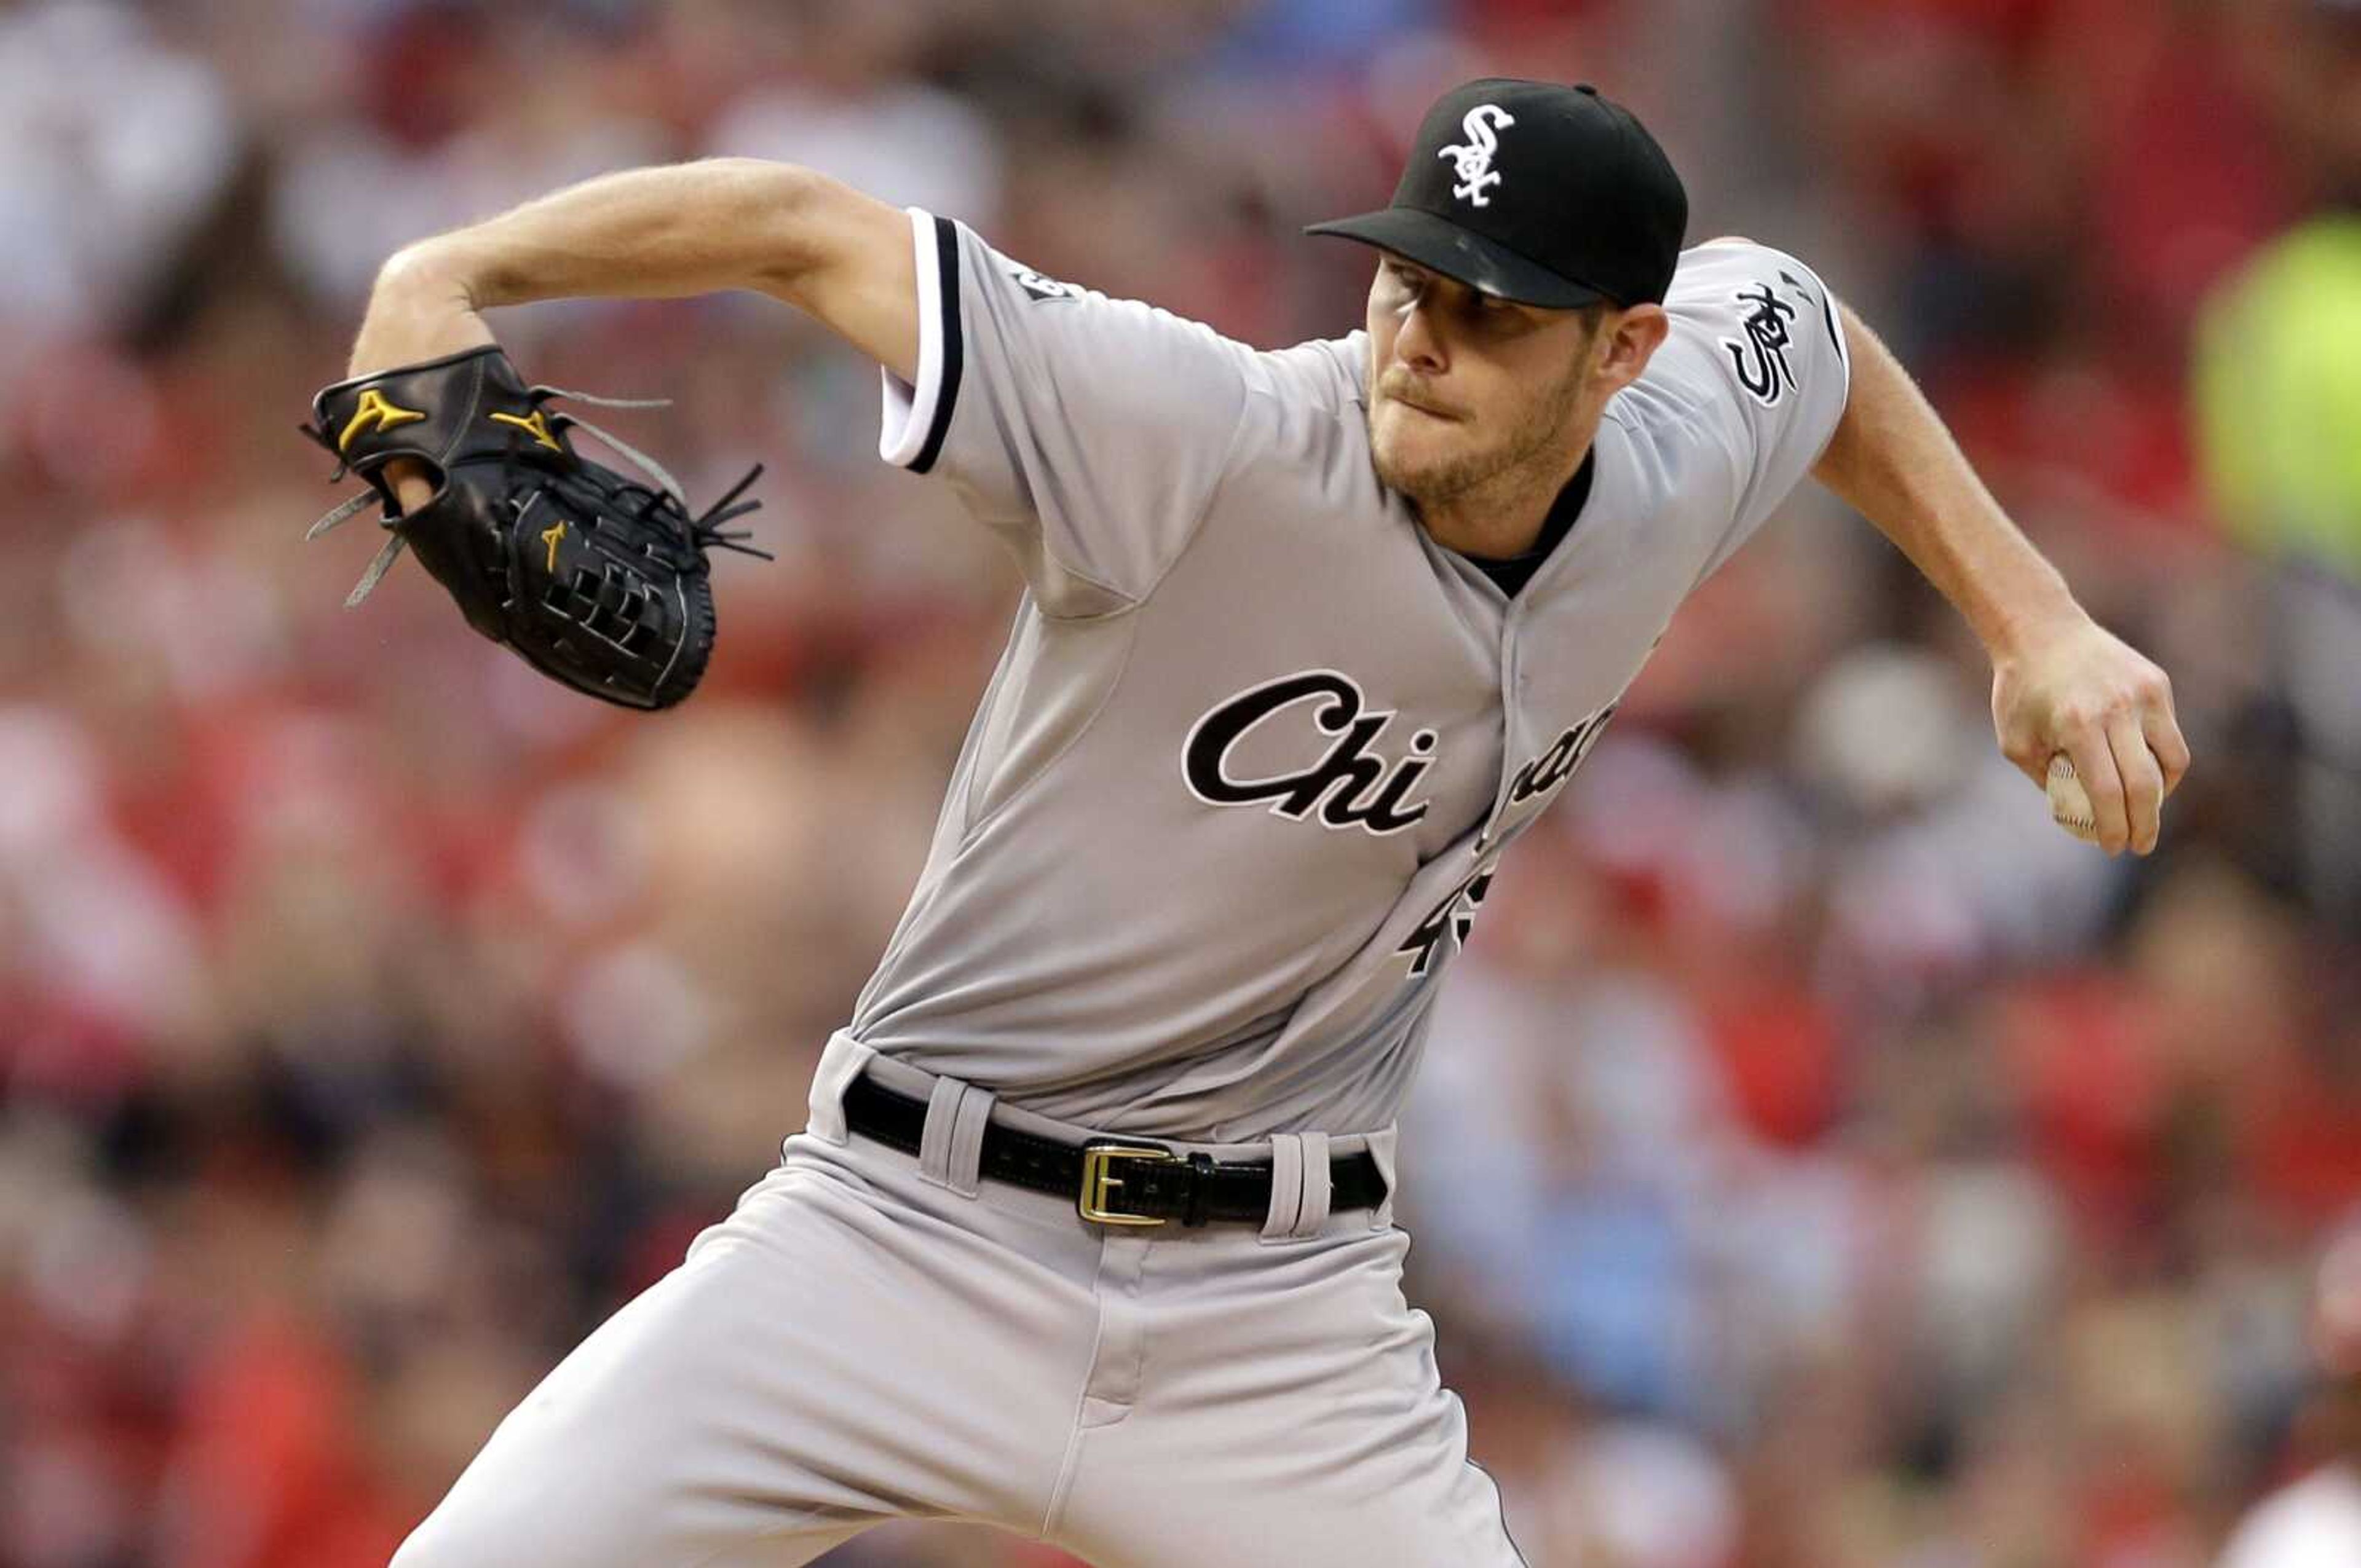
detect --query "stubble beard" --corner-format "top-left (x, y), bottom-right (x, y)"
top-left (1369, 350), bottom-right (1592, 516)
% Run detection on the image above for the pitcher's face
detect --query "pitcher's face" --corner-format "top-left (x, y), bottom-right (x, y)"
top-left (1364, 255), bottom-right (1605, 510)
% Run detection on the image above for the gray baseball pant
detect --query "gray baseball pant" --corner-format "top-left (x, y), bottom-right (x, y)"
top-left (389, 1035), bottom-right (1527, 1567)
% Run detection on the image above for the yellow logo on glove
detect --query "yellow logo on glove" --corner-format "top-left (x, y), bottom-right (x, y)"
top-left (490, 409), bottom-right (563, 452)
top-left (541, 519), bottom-right (569, 572)
top-left (338, 389), bottom-right (427, 452)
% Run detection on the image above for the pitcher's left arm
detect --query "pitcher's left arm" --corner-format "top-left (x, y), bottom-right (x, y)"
top-left (1811, 305), bottom-right (2189, 856)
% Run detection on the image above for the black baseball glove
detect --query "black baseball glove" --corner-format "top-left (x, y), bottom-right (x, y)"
top-left (299, 345), bottom-right (769, 711)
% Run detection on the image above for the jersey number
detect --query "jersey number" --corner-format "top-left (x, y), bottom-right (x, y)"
top-left (1399, 866), bottom-right (1495, 977)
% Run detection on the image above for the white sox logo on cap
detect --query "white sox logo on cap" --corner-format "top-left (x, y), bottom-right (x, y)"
top-left (1436, 104), bottom-right (1514, 208)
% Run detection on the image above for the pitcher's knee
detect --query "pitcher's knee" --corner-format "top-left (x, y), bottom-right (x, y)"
top-left (390, 1491), bottom-right (691, 1568)
top-left (386, 1505), bottom-right (547, 1568)
top-left (386, 1514), bottom-right (469, 1568)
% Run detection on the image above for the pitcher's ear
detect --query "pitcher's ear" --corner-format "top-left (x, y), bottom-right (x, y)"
top-left (1602, 304), bottom-right (1671, 388)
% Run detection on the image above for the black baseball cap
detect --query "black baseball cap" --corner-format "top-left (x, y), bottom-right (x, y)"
top-left (1306, 78), bottom-right (1688, 309)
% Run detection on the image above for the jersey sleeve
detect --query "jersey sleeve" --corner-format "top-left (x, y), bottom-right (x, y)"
top-left (1652, 240), bottom-right (1852, 581)
top-left (878, 208), bottom-right (1254, 618)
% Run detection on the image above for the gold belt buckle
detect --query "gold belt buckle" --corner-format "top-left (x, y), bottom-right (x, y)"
top-left (1078, 1142), bottom-right (1180, 1227)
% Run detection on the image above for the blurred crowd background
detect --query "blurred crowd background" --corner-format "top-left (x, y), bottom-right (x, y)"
top-left (6, 0), bottom-right (2361, 1564)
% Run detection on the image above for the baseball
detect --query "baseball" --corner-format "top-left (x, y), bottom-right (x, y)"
top-left (2046, 754), bottom-right (2100, 842)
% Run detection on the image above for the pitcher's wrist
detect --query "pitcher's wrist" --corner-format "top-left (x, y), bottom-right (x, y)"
top-left (1975, 566), bottom-right (2083, 664)
top-left (349, 245), bottom-right (491, 377)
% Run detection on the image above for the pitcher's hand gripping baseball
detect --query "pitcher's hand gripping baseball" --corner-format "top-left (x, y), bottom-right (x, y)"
top-left (299, 346), bottom-right (770, 710)
top-left (1990, 613), bottom-right (2189, 856)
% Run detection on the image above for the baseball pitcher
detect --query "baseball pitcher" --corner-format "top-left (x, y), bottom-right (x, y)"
top-left (328, 79), bottom-right (2190, 1567)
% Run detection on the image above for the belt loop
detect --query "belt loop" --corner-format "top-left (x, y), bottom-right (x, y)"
top-left (1260, 1133), bottom-right (1307, 1241)
top-left (1183, 1152), bottom-right (1216, 1227)
top-left (918, 1076), bottom-right (967, 1189)
top-left (1293, 1131), bottom-right (1333, 1237)
top-left (946, 1083), bottom-right (995, 1198)
top-left (804, 1033), bottom-right (876, 1146)
top-left (1365, 1125), bottom-right (1399, 1230)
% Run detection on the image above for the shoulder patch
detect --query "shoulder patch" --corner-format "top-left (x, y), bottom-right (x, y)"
top-left (1720, 277), bottom-right (1804, 408)
top-left (1009, 262), bottom-right (1085, 303)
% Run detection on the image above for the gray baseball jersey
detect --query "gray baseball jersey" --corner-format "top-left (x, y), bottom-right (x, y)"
top-left (857, 208), bottom-right (1851, 1139)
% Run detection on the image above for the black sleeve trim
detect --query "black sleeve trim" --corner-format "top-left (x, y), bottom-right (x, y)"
top-left (908, 216), bottom-right (963, 476)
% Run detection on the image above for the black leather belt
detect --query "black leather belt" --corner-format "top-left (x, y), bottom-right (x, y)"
top-left (840, 1072), bottom-right (1388, 1228)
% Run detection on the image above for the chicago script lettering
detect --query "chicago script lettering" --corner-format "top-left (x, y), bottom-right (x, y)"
top-left (1507, 704), bottom-right (1616, 806)
top-left (1182, 671), bottom-right (1438, 837)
